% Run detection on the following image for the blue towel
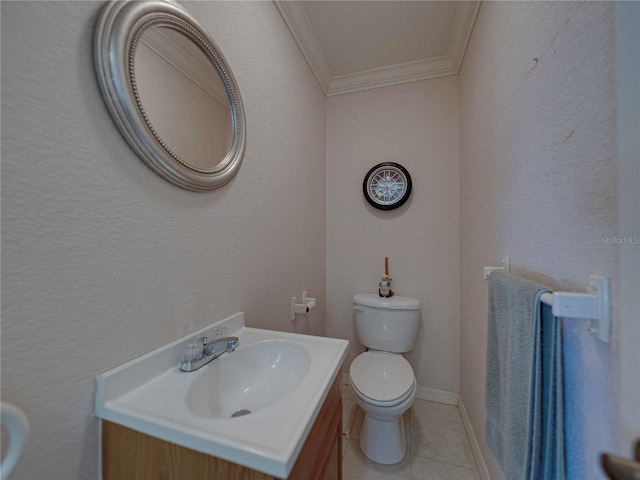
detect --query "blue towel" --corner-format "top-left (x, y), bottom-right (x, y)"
top-left (485, 271), bottom-right (566, 480)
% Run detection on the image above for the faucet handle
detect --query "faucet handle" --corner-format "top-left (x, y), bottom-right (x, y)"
top-left (226, 337), bottom-right (239, 352)
top-left (181, 337), bottom-right (205, 363)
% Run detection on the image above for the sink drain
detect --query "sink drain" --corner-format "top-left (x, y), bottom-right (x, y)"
top-left (231, 409), bottom-right (252, 418)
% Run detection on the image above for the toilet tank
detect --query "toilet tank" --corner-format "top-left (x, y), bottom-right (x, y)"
top-left (353, 293), bottom-right (421, 353)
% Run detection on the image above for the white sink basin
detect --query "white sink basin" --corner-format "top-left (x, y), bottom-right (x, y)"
top-left (95, 312), bottom-right (348, 479)
top-left (186, 339), bottom-right (311, 419)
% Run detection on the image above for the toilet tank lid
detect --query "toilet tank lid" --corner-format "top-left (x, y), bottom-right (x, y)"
top-left (353, 293), bottom-right (421, 310)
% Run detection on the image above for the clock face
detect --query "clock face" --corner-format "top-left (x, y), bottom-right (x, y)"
top-left (363, 162), bottom-right (412, 210)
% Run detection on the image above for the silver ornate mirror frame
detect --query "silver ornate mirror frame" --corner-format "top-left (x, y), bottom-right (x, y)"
top-left (94, 0), bottom-right (246, 191)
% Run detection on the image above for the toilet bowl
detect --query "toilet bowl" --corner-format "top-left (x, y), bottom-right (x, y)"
top-left (348, 293), bottom-right (421, 464)
top-left (349, 351), bottom-right (417, 464)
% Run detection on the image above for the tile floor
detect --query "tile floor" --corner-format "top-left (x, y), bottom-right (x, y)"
top-left (342, 387), bottom-right (481, 479)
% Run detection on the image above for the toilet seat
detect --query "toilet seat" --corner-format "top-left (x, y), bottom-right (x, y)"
top-left (350, 351), bottom-right (416, 407)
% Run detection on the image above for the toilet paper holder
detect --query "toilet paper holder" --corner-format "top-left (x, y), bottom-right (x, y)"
top-left (291, 291), bottom-right (316, 320)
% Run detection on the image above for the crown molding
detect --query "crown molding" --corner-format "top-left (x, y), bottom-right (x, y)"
top-left (447, 0), bottom-right (482, 71)
top-left (328, 55), bottom-right (456, 96)
top-left (274, 0), bottom-right (481, 96)
top-left (273, 0), bottom-right (332, 95)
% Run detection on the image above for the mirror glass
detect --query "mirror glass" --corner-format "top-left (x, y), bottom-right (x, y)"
top-left (134, 27), bottom-right (232, 170)
top-left (94, 0), bottom-right (246, 191)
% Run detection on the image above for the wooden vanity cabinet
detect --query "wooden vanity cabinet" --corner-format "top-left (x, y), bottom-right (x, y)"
top-left (102, 375), bottom-right (342, 480)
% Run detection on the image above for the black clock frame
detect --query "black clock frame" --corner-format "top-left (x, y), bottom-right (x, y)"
top-left (362, 162), bottom-right (413, 210)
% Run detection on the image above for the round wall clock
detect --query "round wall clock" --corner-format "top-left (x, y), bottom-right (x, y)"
top-left (362, 162), bottom-right (413, 210)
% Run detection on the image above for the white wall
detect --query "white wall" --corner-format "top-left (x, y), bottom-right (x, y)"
top-left (0, 1), bottom-right (326, 479)
top-left (459, 2), bottom-right (619, 478)
top-left (326, 77), bottom-right (460, 394)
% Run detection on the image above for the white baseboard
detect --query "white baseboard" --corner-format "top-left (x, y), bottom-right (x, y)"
top-left (458, 396), bottom-right (490, 480)
top-left (415, 386), bottom-right (459, 405)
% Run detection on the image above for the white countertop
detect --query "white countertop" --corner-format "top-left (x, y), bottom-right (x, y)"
top-left (95, 312), bottom-right (349, 478)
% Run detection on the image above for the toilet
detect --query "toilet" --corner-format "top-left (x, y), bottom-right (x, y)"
top-left (349, 293), bottom-right (421, 464)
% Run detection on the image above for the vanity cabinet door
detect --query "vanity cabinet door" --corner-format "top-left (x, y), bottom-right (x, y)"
top-left (102, 421), bottom-right (276, 480)
top-left (320, 404), bottom-right (342, 480)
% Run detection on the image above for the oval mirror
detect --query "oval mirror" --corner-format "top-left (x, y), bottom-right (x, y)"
top-left (94, 0), bottom-right (246, 191)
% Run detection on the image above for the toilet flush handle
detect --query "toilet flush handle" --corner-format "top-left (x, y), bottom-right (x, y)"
top-left (353, 305), bottom-right (364, 312)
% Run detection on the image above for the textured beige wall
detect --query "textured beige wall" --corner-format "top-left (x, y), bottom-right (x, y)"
top-left (1, 2), bottom-right (325, 478)
top-left (459, 2), bottom-right (618, 478)
top-left (326, 77), bottom-right (460, 394)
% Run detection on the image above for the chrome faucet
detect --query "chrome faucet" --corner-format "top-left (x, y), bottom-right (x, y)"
top-left (179, 336), bottom-right (239, 372)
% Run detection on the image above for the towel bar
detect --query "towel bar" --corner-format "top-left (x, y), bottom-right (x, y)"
top-left (484, 262), bottom-right (611, 343)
